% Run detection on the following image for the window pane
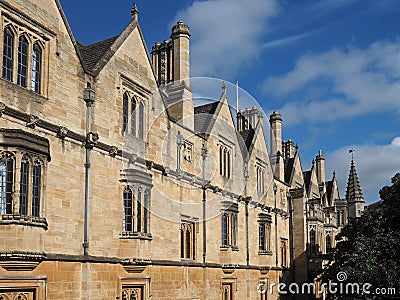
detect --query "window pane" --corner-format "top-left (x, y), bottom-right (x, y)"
top-left (19, 159), bottom-right (29, 215)
top-left (137, 190), bottom-right (142, 232)
top-left (180, 227), bottom-right (185, 258)
top-left (185, 229), bottom-right (191, 259)
top-left (259, 223), bottom-right (265, 251)
top-left (138, 102), bottom-right (144, 139)
top-left (17, 36), bottom-right (28, 87)
top-left (123, 188), bottom-right (133, 232)
top-left (0, 156), bottom-right (13, 214)
top-left (32, 162), bottom-right (41, 217)
top-left (222, 214), bottom-right (228, 246)
top-left (31, 43), bottom-right (42, 93)
top-left (2, 27), bottom-right (14, 81)
top-left (122, 93), bottom-right (129, 132)
top-left (131, 97), bottom-right (136, 136)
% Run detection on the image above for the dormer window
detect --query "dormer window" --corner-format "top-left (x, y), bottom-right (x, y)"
top-left (219, 144), bottom-right (231, 178)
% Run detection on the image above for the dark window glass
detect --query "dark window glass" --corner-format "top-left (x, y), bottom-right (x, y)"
top-left (131, 97), bottom-right (136, 136)
top-left (180, 227), bottom-right (185, 258)
top-left (222, 214), bottom-right (228, 246)
top-left (19, 159), bottom-right (29, 215)
top-left (31, 43), bottom-right (42, 93)
top-left (326, 235), bottom-right (332, 254)
top-left (137, 190), bottom-right (142, 232)
top-left (310, 229), bottom-right (316, 254)
top-left (2, 27), bottom-right (14, 81)
top-left (122, 93), bottom-right (129, 132)
top-left (185, 229), bottom-right (191, 258)
top-left (259, 223), bottom-right (265, 251)
top-left (123, 187), bottom-right (133, 232)
top-left (0, 156), bottom-right (13, 214)
top-left (138, 102), bottom-right (144, 139)
top-left (32, 161), bottom-right (41, 217)
top-left (17, 35), bottom-right (28, 87)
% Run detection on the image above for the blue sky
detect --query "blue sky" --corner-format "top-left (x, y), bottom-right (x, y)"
top-left (60, 0), bottom-right (400, 203)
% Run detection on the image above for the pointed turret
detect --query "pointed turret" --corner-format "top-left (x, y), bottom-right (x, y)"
top-left (346, 159), bottom-right (364, 219)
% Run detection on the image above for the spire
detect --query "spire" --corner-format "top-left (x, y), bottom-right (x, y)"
top-left (131, 3), bottom-right (139, 21)
top-left (345, 159), bottom-right (364, 203)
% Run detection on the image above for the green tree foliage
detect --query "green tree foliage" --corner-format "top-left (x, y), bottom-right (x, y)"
top-left (321, 173), bottom-right (400, 299)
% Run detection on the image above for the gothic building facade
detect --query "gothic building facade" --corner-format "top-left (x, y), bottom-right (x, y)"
top-left (0, 1), bottom-right (363, 299)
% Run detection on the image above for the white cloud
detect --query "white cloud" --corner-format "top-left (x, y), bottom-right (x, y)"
top-left (172, 0), bottom-right (280, 78)
top-left (263, 39), bottom-right (400, 126)
top-left (325, 137), bottom-right (400, 204)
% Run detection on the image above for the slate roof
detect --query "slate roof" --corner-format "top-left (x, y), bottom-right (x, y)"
top-left (284, 157), bottom-right (295, 184)
top-left (77, 36), bottom-right (118, 74)
top-left (326, 180), bottom-right (333, 205)
top-left (303, 170), bottom-right (312, 192)
top-left (239, 129), bottom-right (255, 150)
top-left (194, 101), bottom-right (219, 134)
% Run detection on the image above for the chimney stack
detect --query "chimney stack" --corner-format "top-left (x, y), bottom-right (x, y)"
top-left (315, 150), bottom-right (326, 185)
top-left (269, 111), bottom-right (282, 156)
top-left (171, 21), bottom-right (191, 83)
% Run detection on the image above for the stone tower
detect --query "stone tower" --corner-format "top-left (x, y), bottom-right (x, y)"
top-left (346, 159), bottom-right (365, 220)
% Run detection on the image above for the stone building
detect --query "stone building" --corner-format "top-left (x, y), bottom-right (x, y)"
top-left (0, 1), bottom-right (363, 299)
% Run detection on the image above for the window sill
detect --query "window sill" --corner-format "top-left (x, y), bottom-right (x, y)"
top-left (220, 245), bottom-right (239, 251)
top-left (0, 214), bottom-right (47, 230)
top-left (258, 250), bottom-right (273, 256)
top-left (119, 231), bottom-right (152, 240)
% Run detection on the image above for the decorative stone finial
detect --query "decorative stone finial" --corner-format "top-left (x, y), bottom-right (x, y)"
top-left (222, 81), bottom-right (226, 94)
top-left (131, 3), bottom-right (139, 20)
top-left (171, 21), bottom-right (191, 39)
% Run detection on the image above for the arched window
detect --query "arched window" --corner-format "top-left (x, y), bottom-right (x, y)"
top-left (223, 148), bottom-right (227, 177)
top-left (19, 157), bottom-right (29, 215)
top-left (2, 27), bottom-right (14, 81)
top-left (32, 160), bottom-right (41, 217)
top-left (130, 97), bottom-right (136, 136)
top-left (0, 154), bottom-right (13, 214)
top-left (17, 35), bottom-right (28, 87)
top-left (31, 43), bottom-right (42, 93)
top-left (310, 229), bottom-right (316, 254)
top-left (326, 235), bottom-right (332, 254)
top-left (138, 102), bottom-right (144, 139)
top-left (122, 93), bottom-right (129, 133)
top-left (185, 227), bottom-right (191, 258)
top-left (137, 189), bottom-right (142, 232)
top-left (123, 187), bottom-right (133, 232)
top-left (221, 214), bottom-right (228, 247)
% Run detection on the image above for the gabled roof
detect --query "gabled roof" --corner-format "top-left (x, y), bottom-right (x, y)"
top-left (303, 170), bottom-right (312, 192)
top-left (239, 128), bottom-right (256, 151)
top-left (194, 101), bottom-right (219, 134)
top-left (345, 159), bottom-right (364, 203)
top-left (77, 36), bottom-right (118, 73)
top-left (284, 157), bottom-right (295, 184)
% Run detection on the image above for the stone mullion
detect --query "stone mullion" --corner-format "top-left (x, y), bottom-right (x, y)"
top-left (13, 152), bottom-right (22, 214)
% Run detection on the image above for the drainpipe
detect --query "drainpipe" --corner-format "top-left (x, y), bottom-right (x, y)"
top-left (244, 162), bottom-right (249, 266)
top-left (288, 190), bottom-right (295, 282)
top-left (274, 183), bottom-right (278, 267)
top-left (201, 143), bottom-right (208, 264)
top-left (176, 131), bottom-right (183, 172)
top-left (83, 84), bottom-right (97, 256)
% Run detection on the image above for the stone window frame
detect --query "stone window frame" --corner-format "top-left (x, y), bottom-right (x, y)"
top-left (220, 201), bottom-right (239, 251)
top-left (219, 143), bottom-right (232, 179)
top-left (1, 17), bottom-right (48, 97)
top-left (0, 129), bottom-right (50, 229)
top-left (258, 213), bottom-right (272, 255)
top-left (120, 185), bottom-right (152, 240)
top-left (120, 89), bottom-right (146, 140)
top-left (280, 238), bottom-right (288, 267)
top-left (118, 277), bottom-right (150, 300)
top-left (180, 221), bottom-right (195, 260)
top-left (221, 277), bottom-right (237, 300)
top-left (0, 277), bottom-right (46, 300)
